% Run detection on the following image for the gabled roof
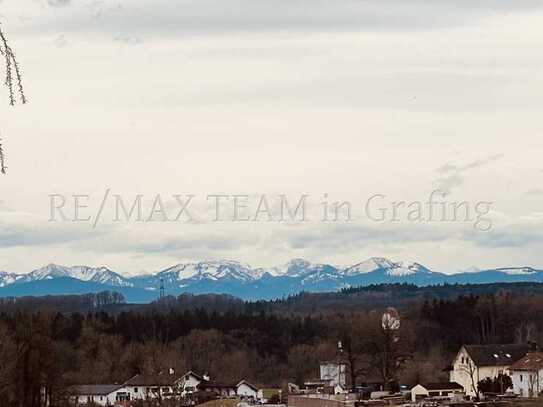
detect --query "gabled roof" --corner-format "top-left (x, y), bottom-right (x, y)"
top-left (416, 382), bottom-right (463, 391)
top-left (123, 374), bottom-right (180, 387)
top-left (70, 385), bottom-right (123, 396)
top-left (509, 352), bottom-right (543, 371)
top-left (184, 371), bottom-right (205, 381)
top-left (463, 344), bottom-right (529, 367)
top-left (199, 381), bottom-right (236, 390)
top-left (237, 380), bottom-right (258, 391)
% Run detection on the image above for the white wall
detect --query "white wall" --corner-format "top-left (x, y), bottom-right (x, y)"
top-left (320, 363), bottom-right (346, 388)
top-left (237, 383), bottom-right (258, 399)
top-left (449, 347), bottom-right (511, 397)
top-left (76, 392), bottom-right (118, 406)
top-left (450, 348), bottom-right (477, 396)
top-left (182, 374), bottom-right (202, 396)
top-left (124, 385), bottom-right (174, 400)
top-left (511, 370), bottom-right (542, 397)
top-left (410, 385), bottom-right (428, 402)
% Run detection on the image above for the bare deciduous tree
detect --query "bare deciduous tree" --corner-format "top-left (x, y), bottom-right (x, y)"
top-left (461, 359), bottom-right (480, 400)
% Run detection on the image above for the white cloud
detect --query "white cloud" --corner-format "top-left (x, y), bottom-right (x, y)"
top-left (0, 1), bottom-right (543, 274)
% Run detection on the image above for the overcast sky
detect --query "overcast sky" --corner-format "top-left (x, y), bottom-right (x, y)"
top-left (1, 0), bottom-right (543, 275)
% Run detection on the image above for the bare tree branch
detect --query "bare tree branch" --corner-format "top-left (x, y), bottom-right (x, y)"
top-left (0, 22), bottom-right (27, 174)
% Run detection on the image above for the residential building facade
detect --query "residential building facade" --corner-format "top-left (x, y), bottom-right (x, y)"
top-left (319, 360), bottom-right (347, 389)
top-left (69, 385), bottom-right (125, 406)
top-left (236, 380), bottom-right (258, 400)
top-left (449, 344), bottom-right (529, 397)
top-left (509, 351), bottom-right (543, 397)
top-left (410, 382), bottom-right (464, 402)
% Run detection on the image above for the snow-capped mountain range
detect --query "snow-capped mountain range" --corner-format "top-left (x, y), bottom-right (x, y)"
top-left (1, 258), bottom-right (543, 302)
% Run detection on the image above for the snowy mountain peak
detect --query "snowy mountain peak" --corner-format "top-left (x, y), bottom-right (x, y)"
top-left (385, 261), bottom-right (431, 277)
top-left (495, 267), bottom-right (537, 275)
top-left (22, 264), bottom-right (133, 287)
top-left (4, 259), bottom-right (543, 302)
top-left (265, 258), bottom-right (328, 278)
top-left (156, 260), bottom-right (257, 284)
top-left (0, 271), bottom-right (23, 287)
top-left (254, 258), bottom-right (312, 278)
top-left (342, 258), bottom-right (432, 277)
top-left (284, 258), bottom-right (315, 276)
top-left (342, 257), bottom-right (397, 276)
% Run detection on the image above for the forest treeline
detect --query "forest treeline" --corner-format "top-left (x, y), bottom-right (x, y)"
top-left (1, 283), bottom-right (543, 406)
top-left (4, 282), bottom-right (543, 314)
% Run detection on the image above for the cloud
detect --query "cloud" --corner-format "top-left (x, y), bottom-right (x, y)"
top-left (113, 36), bottom-right (143, 46)
top-left (434, 154), bottom-right (504, 194)
top-left (462, 212), bottom-right (543, 248)
top-left (0, 211), bottom-right (107, 248)
top-left (17, 0), bottom-right (543, 37)
top-left (263, 222), bottom-right (458, 256)
top-left (47, 0), bottom-right (71, 7)
top-left (53, 34), bottom-right (68, 47)
top-left (79, 228), bottom-right (255, 256)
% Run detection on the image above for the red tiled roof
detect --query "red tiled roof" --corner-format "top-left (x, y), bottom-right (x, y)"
top-left (509, 352), bottom-right (543, 371)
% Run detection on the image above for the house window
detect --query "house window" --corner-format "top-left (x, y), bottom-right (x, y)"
top-left (134, 387), bottom-right (138, 393)
top-left (520, 375), bottom-right (523, 382)
top-left (461, 357), bottom-right (464, 364)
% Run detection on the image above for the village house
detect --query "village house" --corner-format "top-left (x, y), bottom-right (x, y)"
top-left (199, 380), bottom-right (237, 397)
top-left (68, 370), bottom-right (259, 404)
top-left (410, 382), bottom-right (464, 402)
top-left (509, 351), bottom-right (543, 397)
top-left (236, 380), bottom-right (259, 400)
top-left (304, 359), bottom-right (349, 394)
top-left (122, 373), bottom-right (183, 400)
top-left (319, 359), bottom-right (348, 389)
top-left (69, 384), bottom-right (127, 406)
top-left (180, 371), bottom-right (208, 396)
top-left (449, 344), bottom-right (529, 397)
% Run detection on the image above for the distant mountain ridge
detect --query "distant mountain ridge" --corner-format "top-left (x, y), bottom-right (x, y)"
top-left (1, 258), bottom-right (543, 302)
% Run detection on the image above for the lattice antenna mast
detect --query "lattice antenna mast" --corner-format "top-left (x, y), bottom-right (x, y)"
top-left (159, 277), bottom-right (165, 299)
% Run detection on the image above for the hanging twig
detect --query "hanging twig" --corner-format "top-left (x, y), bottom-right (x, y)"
top-left (0, 138), bottom-right (5, 174)
top-left (0, 24), bottom-right (26, 105)
top-left (0, 22), bottom-right (27, 174)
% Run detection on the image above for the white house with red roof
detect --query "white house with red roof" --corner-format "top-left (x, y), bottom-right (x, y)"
top-left (509, 351), bottom-right (543, 397)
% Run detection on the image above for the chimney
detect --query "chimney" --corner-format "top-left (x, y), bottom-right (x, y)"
top-left (203, 373), bottom-right (210, 381)
top-left (169, 368), bottom-right (175, 375)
